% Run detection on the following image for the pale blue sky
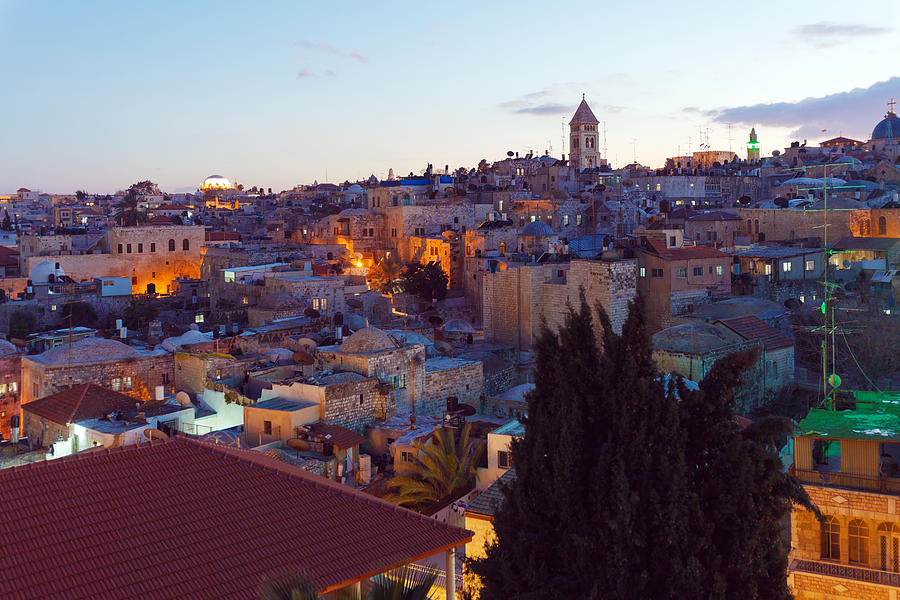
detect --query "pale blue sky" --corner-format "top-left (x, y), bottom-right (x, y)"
top-left (1, 0), bottom-right (898, 193)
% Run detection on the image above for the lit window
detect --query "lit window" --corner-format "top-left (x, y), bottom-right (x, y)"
top-left (782, 261), bottom-right (793, 273)
top-left (764, 264), bottom-right (772, 275)
top-left (241, 297), bottom-right (248, 305)
top-left (111, 377), bottom-right (122, 392)
top-left (655, 183), bottom-right (661, 192)
top-left (50, 304), bottom-right (57, 311)
top-left (0, 384), bottom-right (7, 394)
top-left (849, 519), bottom-right (869, 565)
top-left (194, 314), bottom-right (204, 323)
top-left (123, 376), bottom-right (132, 391)
top-left (821, 516), bottom-right (840, 560)
top-left (639, 267), bottom-right (646, 277)
top-left (564, 215), bottom-right (569, 226)
top-left (498, 450), bottom-right (513, 469)
top-left (530, 216), bottom-right (536, 223)
top-left (677, 267), bottom-right (687, 278)
top-left (9, 382), bottom-right (17, 393)
top-left (806, 260), bottom-right (815, 271)
top-left (716, 265), bottom-right (723, 275)
top-left (576, 215), bottom-right (582, 226)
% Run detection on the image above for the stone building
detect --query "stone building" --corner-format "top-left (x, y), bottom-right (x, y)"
top-left (21, 337), bottom-right (173, 407)
top-left (683, 210), bottom-right (744, 247)
top-left (422, 357), bottom-right (484, 417)
top-left (0, 339), bottom-right (21, 440)
top-left (247, 292), bottom-right (309, 327)
top-left (316, 328), bottom-right (426, 414)
top-left (20, 225), bottom-right (205, 294)
top-left (569, 96), bottom-right (602, 170)
top-left (637, 238), bottom-right (732, 333)
top-left (788, 398), bottom-right (900, 599)
top-left (263, 272), bottom-right (347, 317)
top-left (483, 257), bottom-right (636, 350)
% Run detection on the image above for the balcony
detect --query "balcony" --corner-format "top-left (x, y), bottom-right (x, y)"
top-left (791, 466), bottom-right (900, 495)
top-left (790, 558), bottom-right (900, 588)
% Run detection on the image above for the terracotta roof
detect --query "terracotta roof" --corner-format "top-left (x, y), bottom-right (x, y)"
top-left (205, 230), bottom-right (241, 242)
top-left (715, 315), bottom-right (793, 351)
top-left (0, 245), bottom-right (19, 267)
top-left (148, 214), bottom-right (174, 225)
top-left (304, 421), bottom-right (368, 448)
top-left (641, 237), bottom-right (730, 260)
top-left (0, 436), bottom-right (471, 599)
top-left (22, 383), bottom-right (140, 425)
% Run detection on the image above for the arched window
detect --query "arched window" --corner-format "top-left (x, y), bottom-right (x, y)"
top-left (821, 516), bottom-right (840, 560)
top-left (168, 239), bottom-right (175, 252)
top-left (182, 239), bottom-right (189, 251)
top-left (879, 216), bottom-right (887, 235)
top-left (849, 519), bottom-right (869, 565)
top-left (747, 219), bottom-right (752, 234)
top-left (879, 523), bottom-right (900, 571)
top-left (754, 220), bottom-right (759, 234)
top-left (499, 242), bottom-right (506, 257)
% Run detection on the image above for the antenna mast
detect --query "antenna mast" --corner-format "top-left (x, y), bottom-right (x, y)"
top-left (602, 121), bottom-right (608, 162)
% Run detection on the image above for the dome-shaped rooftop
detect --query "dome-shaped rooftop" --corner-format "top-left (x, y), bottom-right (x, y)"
top-left (0, 339), bottom-right (18, 356)
top-left (160, 329), bottom-right (211, 352)
top-left (30, 260), bottom-right (65, 284)
top-left (520, 220), bottom-right (556, 237)
top-left (338, 327), bottom-right (398, 354)
top-left (34, 337), bottom-right (142, 364)
top-left (441, 318), bottom-right (476, 333)
top-left (652, 323), bottom-right (742, 354)
top-left (201, 175), bottom-right (232, 191)
top-left (872, 113), bottom-right (900, 140)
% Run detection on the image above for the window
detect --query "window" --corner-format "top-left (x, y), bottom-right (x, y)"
top-left (126, 243), bottom-right (132, 253)
top-left (639, 267), bottom-right (646, 277)
top-left (194, 314), bottom-right (204, 323)
top-left (131, 276), bottom-right (137, 285)
top-left (137, 243), bottom-right (143, 253)
top-left (747, 219), bottom-right (752, 234)
top-left (880, 216), bottom-right (887, 235)
top-left (168, 239), bottom-right (175, 252)
top-left (651, 268), bottom-right (664, 278)
top-left (716, 265), bottom-right (724, 276)
top-left (117, 244), bottom-right (123, 254)
top-left (821, 516), bottom-right (840, 560)
top-left (693, 266), bottom-right (703, 277)
top-left (764, 264), bottom-right (772, 275)
top-left (676, 267), bottom-right (687, 278)
top-left (182, 239), bottom-right (189, 251)
top-left (33, 383), bottom-right (38, 398)
top-left (498, 450), bottom-right (513, 469)
top-left (359, 394), bottom-right (364, 406)
top-left (111, 377), bottom-right (122, 392)
top-left (771, 361), bottom-right (778, 377)
top-left (401, 451), bottom-right (415, 463)
top-left (576, 215), bottom-right (582, 226)
top-left (9, 382), bottom-right (17, 393)
top-left (161, 374), bottom-right (169, 385)
top-left (123, 376), bottom-right (132, 391)
top-left (263, 420), bottom-right (272, 435)
top-left (563, 215), bottom-right (569, 226)
top-left (754, 220), bottom-right (759, 234)
top-left (150, 242), bottom-right (156, 252)
top-left (849, 520), bottom-right (869, 565)
top-left (879, 522), bottom-right (900, 571)
top-left (782, 261), bottom-right (793, 273)
top-left (805, 260), bottom-right (815, 272)
top-left (0, 384), bottom-right (7, 395)
top-left (394, 374), bottom-right (406, 389)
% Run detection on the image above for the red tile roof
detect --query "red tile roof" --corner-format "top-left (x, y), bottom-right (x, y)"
top-left (642, 237), bottom-right (730, 261)
top-left (0, 245), bottom-right (18, 267)
top-left (205, 230), bottom-right (241, 242)
top-left (0, 436), bottom-right (471, 599)
top-left (148, 214), bottom-right (175, 225)
top-left (304, 421), bottom-right (368, 448)
top-left (715, 315), bottom-right (793, 350)
top-left (22, 383), bottom-right (139, 425)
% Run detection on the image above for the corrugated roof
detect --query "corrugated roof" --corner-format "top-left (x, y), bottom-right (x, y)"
top-left (832, 236), bottom-right (900, 251)
top-left (715, 315), bottom-right (794, 350)
top-left (0, 437), bottom-right (471, 599)
top-left (467, 468), bottom-right (515, 518)
top-left (736, 246), bottom-right (823, 259)
top-left (22, 383), bottom-right (140, 425)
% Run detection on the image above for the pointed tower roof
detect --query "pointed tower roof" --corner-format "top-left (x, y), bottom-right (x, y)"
top-left (569, 95), bottom-right (599, 125)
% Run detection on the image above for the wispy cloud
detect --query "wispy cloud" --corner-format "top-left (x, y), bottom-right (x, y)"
top-left (297, 68), bottom-right (313, 79)
top-left (794, 22), bottom-right (891, 48)
top-left (701, 77), bottom-right (900, 139)
top-left (299, 40), bottom-right (369, 63)
top-left (324, 69), bottom-right (336, 77)
top-left (500, 90), bottom-right (621, 117)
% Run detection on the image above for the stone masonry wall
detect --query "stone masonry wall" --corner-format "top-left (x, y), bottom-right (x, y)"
top-left (422, 360), bottom-right (484, 417)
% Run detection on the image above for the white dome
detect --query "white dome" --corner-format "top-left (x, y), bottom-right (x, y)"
top-left (201, 175), bottom-right (232, 191)
top-left (30, 261), bottom-right (65, 284)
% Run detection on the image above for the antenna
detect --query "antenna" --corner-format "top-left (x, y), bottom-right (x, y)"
top-left (602, 121), bottom-right (607, 161)
top-left (561, 116), bottom-right (566, 157)
top-left (727, 123), bottom-right (734, 153)
top-left (630, 138), bottom-right (638, 164)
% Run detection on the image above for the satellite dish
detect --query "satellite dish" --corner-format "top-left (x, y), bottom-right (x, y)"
top-left (456, 403), bottom-right (476, 417)
top-left (175, 391), bottom-right (191, 407)
top-left (828, 373), bottom-right (842, 388)
top-left (293, 350), bottom-right (315, 366)
top-left (506, 151), bottom-right (514, 157)
top-left (286, 438), bottom-right (311, 451)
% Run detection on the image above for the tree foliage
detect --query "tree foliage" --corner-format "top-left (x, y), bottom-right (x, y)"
top-left (122, 296), bottom-right (158, 332)
top-left (399, 261), bottom-right (448, 302)
top-left (366, 256), bottom-right (404, 294)
top-left (386, 423), bottom-right (483, 508)
top-left (58, 301), bottom-right (98, 328)
top-left (8, 308), bottom-right (39, 340)
top-left (469, 294), bottom-right (813, 600)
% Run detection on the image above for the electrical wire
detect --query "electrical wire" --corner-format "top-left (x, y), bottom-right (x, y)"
top-left (841, 331), bottom-right (881, 392)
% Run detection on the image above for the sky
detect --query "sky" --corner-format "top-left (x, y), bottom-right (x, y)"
top-left (1, 0), bottom-right (899, 194)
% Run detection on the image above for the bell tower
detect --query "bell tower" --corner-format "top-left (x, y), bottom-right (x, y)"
top-left (747, 128), bottom-right (760, 164)
top-left (569, 94), bottom-right (601, 170)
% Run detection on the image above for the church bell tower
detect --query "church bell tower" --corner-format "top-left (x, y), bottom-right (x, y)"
top-left (569, 95), bottom-right (601, 170)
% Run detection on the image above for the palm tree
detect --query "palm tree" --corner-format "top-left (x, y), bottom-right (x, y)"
top-left (367, 256), bottom-right (404, 294)
top-left (114, 191), bottom-right (148, 226)
top-left (387, 424), bottom-right (484, 508)
top-left (370, 565), bottom-right (438, 600)
top-left (258, 569), bottom-right (321, 600)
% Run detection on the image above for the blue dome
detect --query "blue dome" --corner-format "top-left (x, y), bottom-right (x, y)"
top-left (520, 220), bottom-right (555, 236)
top-left (872, 113), bottom-right (900, 139)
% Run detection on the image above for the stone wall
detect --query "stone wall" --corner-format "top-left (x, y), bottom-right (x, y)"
top-left (737, 207), bottom-right (853, 243)
top-left (0, 354), bottom-right (20, 440)
top-left (22, 353), bottom-right (174, 405)
top-left (422, 359), bottom-right (484, 417)
top-left (322, 377), bottom-right (381, 433)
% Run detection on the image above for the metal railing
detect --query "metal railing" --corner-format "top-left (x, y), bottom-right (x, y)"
top-left (791, 466), bottom-right (900, 495)
top-left (790, 558), bottom-right (900, 587)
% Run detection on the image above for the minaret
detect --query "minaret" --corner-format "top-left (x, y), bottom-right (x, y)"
top-left (747, 128), bottom-right (760, 164)
top-left (569, 94), bottom-right (601, 170)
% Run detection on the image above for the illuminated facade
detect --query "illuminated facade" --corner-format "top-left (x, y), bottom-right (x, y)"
top-left (747, 128), bottom-right (760, 163)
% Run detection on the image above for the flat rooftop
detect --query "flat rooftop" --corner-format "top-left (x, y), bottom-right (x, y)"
top-left (253, 397), bottom-right (318, 412)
